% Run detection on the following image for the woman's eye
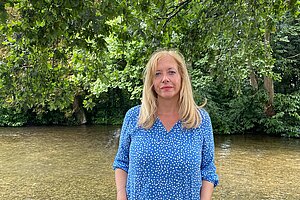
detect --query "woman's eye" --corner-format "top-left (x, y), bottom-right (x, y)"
top-left (155, 72), bottom-right (161, 77)
top-left (168, 71), bottom-right (176, 75)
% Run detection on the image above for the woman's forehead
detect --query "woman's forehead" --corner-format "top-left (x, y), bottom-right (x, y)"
top-left (155, 55), bottom-right (178, 69)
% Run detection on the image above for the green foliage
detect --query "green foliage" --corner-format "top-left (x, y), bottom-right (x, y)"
top-left (260, 93), bottom-right (300, 137)
top-left (88, 88), bottom-right (139, 125)
top-left (0, 0), bottom-right (299, 138)
top-left (27, 109), bottom-right (77, 125)
top-left (0, 107), bottom-right (28, 126)
top-left (225, 89), bottom-right (268, 134)
top-left (272, 13), bottom-right (300, 93)
top-left (204, 88), bottom-right (300, 138)
top-left (204, 87), bottom-right (268, 135)
top-left (0, 0), bottom-right (117, 124)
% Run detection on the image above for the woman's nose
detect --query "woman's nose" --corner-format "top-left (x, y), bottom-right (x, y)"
top-left (162, 74), bottom-right (170, 83)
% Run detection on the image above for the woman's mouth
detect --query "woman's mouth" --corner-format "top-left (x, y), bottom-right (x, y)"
top-left (161, 86), bottom-right (173, 89)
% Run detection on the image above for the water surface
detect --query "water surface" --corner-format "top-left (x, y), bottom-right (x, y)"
top-left (0, 126), bottom-right (299, 199)
top-left (214, 134), bottom-right (300, 200)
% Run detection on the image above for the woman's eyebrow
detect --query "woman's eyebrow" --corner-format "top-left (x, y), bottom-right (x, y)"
top-left (155, 67), bottom-right (176, 71)
top-left (168, 67), bottom-right (177, 70)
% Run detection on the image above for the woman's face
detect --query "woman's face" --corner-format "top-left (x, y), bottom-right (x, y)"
top-left (153, 54), bottom-right (182, 101)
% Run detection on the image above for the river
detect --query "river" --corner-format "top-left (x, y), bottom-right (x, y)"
top-left (0, 126), bottom-right (299, 199)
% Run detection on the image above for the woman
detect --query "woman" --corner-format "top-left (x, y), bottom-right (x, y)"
top-left (113, 49), bottom-right (219, 200)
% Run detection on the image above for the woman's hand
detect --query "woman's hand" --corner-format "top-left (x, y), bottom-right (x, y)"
top-left (115, 169), bottom-right (128, 200)
top-left (200, 180), bottom-right (214, 200)
top-left (117, 188), bottom-right (127, 200)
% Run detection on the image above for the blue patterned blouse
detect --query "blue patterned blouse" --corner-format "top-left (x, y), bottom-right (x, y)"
top-left (113, 105), bottom-right (219, 200)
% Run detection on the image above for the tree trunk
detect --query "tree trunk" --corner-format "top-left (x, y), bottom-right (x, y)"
top-left (73, 95), bottom-right (87, 125)
top-left (249, 63), bottom-right (258, 90)
top-left (263, 26), bottom-right (275, 117)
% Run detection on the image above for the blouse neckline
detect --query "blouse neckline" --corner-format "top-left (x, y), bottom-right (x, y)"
top-left (156, 117), bottom-right (181, 133)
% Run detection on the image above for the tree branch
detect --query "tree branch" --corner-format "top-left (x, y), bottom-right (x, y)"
top-left (286, 53), bottom-right (300, 59)
top-left (160, 0), bottom-right (193, 30)
top-left (165, 0), bottom-right (191, 17)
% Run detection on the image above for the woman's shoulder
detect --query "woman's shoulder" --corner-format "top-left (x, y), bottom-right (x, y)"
top-left (198, 108), bottom-right (211, 126)
top-left (126, 105), bottom-right (141, 115)
top-left (124, 105), bottom-right (141, 121)
top-left (198, 108), bottom-right (209, 118)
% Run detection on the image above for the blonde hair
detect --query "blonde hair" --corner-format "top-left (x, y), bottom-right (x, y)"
top-left (138, 49), bottom-right (205, 129)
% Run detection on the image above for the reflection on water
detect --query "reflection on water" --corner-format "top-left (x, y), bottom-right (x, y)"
top-left (214, 135), bottom-right (300, 200)
top-left (0, 126), bottom-right (299, 199)
top-left (0, 126), bottom-right (119, 200)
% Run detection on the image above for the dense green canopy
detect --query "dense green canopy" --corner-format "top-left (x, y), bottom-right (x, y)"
top-left (0, 0), bottom-right (299, 137)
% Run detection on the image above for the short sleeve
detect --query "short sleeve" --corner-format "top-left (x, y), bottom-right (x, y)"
top-left (199, 109), bottom-right (219, 187)
top-left (113, 107), bottom-right (138, 173)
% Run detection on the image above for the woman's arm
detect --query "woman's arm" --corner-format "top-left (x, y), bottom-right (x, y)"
top-left (113, 109), bottom-right (133, 200)
top-left (115, 168), bottom-right (128, 200)
top-left (199, 109), bottom-right (219, 199)
top-left (200, 180), bottom-right (214, 200)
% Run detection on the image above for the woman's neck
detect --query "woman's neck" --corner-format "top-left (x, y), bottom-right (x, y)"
top-left (156, 98), bottom-right (179, 115)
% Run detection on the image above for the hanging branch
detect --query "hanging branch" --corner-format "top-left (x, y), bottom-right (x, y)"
top-left (286, 53), bottom-right (300, 59)
top-left (159, 0), bottom-right (193, 30)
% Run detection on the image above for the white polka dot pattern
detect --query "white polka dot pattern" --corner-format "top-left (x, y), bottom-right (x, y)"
top-left (113, 105), bottom-right (219, 199)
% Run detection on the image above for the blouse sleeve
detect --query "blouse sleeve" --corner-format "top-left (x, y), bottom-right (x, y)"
top-left (112, 109), bottom-right (134, 173)
top-left (200, 109), bottom-right (219, 187)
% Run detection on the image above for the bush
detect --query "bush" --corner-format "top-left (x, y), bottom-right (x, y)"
top-left (27, 109), bottom-right (78, 126)
top-left (259, 93), bottom-right (300, 137)
top-left (0, 107), bottom-right (28, 126)
top-left (206, 87), bottom-right (268, 135)
top-left (206, 87), bottom-right (300, 137)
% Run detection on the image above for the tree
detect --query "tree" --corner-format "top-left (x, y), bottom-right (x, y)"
top-left (0, 0), bottom-right (299, 136)
top-left (0, 0), bottom-right (116, 124)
